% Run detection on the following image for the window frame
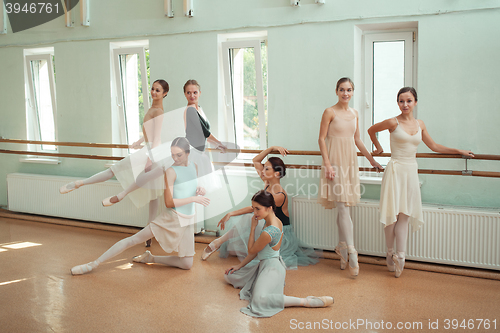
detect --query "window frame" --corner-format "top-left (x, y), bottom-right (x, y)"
top-left (24, 52), bottom-right (58, 154)
top-left (220, 39), bottom-right (267, 152)
top-left (110, 45), bottom-right (150, 155)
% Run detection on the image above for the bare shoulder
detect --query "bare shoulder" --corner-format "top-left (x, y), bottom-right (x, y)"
top-left (417, 119), bottom-right (426, 129)
top-left (322, 107), bottom-right (335, 120)
top-left (351, 108), bottom-right (359, 118)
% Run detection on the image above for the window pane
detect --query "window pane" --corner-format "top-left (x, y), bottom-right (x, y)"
top-left (229, 46), bottom-right (268, 149)
top-left (30, 59), bottom-right (56, 151)
top-left (119, 53), bottom-right (141, 146)
top-left (372, 40), bottom-right (405, 159)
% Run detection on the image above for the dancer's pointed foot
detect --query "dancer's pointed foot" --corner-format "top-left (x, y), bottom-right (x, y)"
top-left (60, 180), bottom-right (83, 194)
top-left (334, 241), bottom-right (348, 270)
top-left (102, 195), bottom-right (120, 207)
top-left (393, 252), bottom-right (405, 278)
top-left (201, 241), bottom-right (220, 261)
top-left (133, 250), bottom-right (154, 264)
top-left (386, 248), bottom-right (395, 272)
top-left (304, 296), bottom-right (334, 308)
top-left (348, 245), bottom-right (359, 276)
top-left (71, 261), bottom-right (97, 275)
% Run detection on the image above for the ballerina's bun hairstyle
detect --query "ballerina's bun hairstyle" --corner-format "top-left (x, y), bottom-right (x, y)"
top-left (171, 137), bottom-right (191, 153)
top-left (251, 190), bottom-right (276, 211)
top-left (268, 157), bottom-right (286, 179)
top-left (336, 77), bottom-right (354, 91)
top-left (153, 79), bottom-right (170, 97)
top-left (397, 87), bottom-right (418, 102)
top-left (183, 79), bottom-right (201, 92)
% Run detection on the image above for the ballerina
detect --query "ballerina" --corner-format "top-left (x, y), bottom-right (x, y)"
top-left (368, 87), bottom-right (473, 277)
top-left (201, 146), bottom-right (318, 270)
top-left (70, 137), bottom-right (209, 275)
top-left (318, 77), bottom-right (382, 276)
top-left (224, 190), bottom-right (333, 318)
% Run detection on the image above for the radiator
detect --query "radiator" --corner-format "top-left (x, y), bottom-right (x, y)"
top-left (6, 173), bottom-right (204, 232)
top-left (292, 196), bottom-right (500, 270)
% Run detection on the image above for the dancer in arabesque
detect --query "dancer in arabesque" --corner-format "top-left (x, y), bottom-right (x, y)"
top-left (368, 87), bottom-right (473, 277)
top-left (70, 137), bottom-right (209, 275)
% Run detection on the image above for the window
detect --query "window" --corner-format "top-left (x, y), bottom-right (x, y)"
top-left (363, 31), bottom-right (416, 164)
top-left (24, 48), bottom-right (57, 152)
top-left (220, 37), bottom-right (268, 151)
top-left (110, 42), bottom-right (150, 153)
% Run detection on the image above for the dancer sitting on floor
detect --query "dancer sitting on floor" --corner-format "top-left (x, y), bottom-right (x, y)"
top-left (201, 146), bottom-right (318, 270)
top-left (368, 87), bottom-right (473, 278)
top-left (225, 190), bottom-right (333, 318)
top-left (70, 137), bottom-right (209, 275)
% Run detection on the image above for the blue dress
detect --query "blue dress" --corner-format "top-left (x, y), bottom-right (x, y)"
top-left (219, 191), bottom-right (319, 269)
top-left (225, 225), bottom-right (286, 318)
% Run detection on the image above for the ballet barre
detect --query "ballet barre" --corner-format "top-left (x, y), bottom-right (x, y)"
top-left (1, 139), bottom-right (499, 178)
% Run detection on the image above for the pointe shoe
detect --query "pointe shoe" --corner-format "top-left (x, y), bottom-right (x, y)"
top-left (71, 262), bottom-right (95, 275)
top-left (102, 195), bottom-right (120, 207)
top-left (334, 241), bottom-right (348, 270)
top-left (386, 249), bottom-right (395, 272)
top-left (133, 250), bottom-right (154, 264)
top-left (304, 296), bottom-right (334, 308)
top-left (59, 180), bottom-right (83, 194)
top-left (348, 246), bottom-right (359, 277)
top-left (201, 242), bottom-right (220, 261)
top-left (393, 253), bottom-right (405, 278)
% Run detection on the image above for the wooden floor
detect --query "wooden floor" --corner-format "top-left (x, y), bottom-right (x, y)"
top-left (1, 216), bottom-right (499, 333)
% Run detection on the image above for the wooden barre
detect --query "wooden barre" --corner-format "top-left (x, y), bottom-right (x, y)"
top-left (1, 138), bottom-right (499, 161)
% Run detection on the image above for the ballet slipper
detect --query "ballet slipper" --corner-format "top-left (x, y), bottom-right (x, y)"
top-left (201, 241), bottom-right (220, 261)
top-left (133, 250), bottom-right (154, 264)
top-left (348, 246), bottom-right (359, 277)
top-left (304, 296), bottom-right (334, 308)
top-left (393, 253), bottom-right (405, 278)
top-left (102, 195), bottom-right (120, 207)
top-left (386, 248), bottom-right (395, 272)
top-left (334, 241), bottom-right (348, 270)
top-left (71, 262), bottom-right (95, 275)
top-left (59, 180), bottom-right (83, 194)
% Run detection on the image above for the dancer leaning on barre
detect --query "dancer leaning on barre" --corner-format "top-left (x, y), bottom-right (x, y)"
top-left (224, 190), bottom-right (333, 318)
top-left (60, 80), bottom-right (169, 243)
top-left (318, 77), bottom-right (383, 276)
top-left (368, 87), bottom-right (473, 278)
top-left (71, 137), bottom-right (209, 275)
top-left (201, 146), bottom-right (318, 269)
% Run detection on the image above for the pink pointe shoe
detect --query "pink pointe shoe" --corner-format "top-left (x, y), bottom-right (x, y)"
top-left (386, 249), bottom-right (395, 272)
top-left (201, 242), bottom-right (220, 261)
top-left (393, 252), bottom-right (405, 278)
top-left (133, 251), bottom-right (154, 264)
top-left (102, 195), bottom-right (120, 207)
top-left (304, 296), bottom-right (334, 308)
top-left (60, 180), bottom-right (83, 194)
top-left (348, 246), bottom-right (359, 277)
top-left (334, 241), bottom-right (348, 270)
top-left (71, 262), bottom-right (97, 275)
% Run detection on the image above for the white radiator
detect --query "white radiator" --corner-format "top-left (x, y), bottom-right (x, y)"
top-left (6, 173), bottom-right (204, 232)
top-left (292, 197), bottom-right (500, 270)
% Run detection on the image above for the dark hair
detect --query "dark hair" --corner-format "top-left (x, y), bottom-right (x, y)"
top-left (268, 157), bottom-right (286, 178)
top-left (153, 79), bottom-right (170, 98)
top-left (336, 77), bottom-right (354, 92)
top-left (251, 190), bottom-right (276, 211)
top-left (171, 137), bottom-right (190, 153)
top-left (183, 79), bottom-right (200, 93)
top-left (397, 87), bottom-right (418, 102)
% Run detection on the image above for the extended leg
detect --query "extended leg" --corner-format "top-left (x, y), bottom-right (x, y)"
top-left (201, 228), bottom-right (235, 260)
top-left (107, 165), bottom-right (165, 204)
top-left (60, 169), bottom-right (114, 194)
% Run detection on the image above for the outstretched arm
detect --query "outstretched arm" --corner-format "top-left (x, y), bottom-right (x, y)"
top-left (420, 120), bottom-right (474, 157)
top-left (352, 110), bottom-right (383, 170)
top-left (217, 206), bottom-right (254, 230)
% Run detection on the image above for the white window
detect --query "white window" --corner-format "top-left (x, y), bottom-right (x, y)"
top-left (110, 41), bottom-right (150, 154)
top-left (24, 48), bottom-right (57, 152)
top-left (220, 34), bottom-right (268, 152)
top-left (363, 31), bottom-right (416, 164)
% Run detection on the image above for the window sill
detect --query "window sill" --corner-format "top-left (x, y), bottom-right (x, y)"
top-left (20, 157), bottom-right (61, 165)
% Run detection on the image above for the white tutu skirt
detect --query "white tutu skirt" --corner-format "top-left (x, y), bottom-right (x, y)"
top-left (379, 159), bottom-right (424, 232)
top-left (150, 206), bottom-right (195, 257)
